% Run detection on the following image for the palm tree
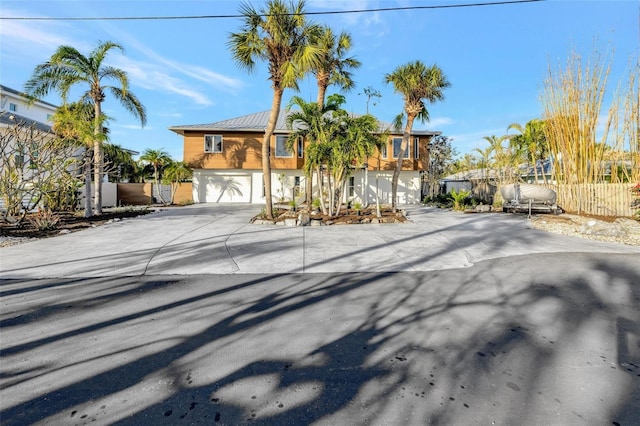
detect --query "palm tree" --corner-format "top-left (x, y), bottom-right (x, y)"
top-left (25, 40), bottom-right (147, 215)
top-left (162, 161), bottom-right (193, 204)
top-left (286, 94), bottom-right (342, 214)
top-left (507, 119), bottom-right (548, 183)
top-left (301, 26), bottom-right (360, 206)
top-left (228, 0), bottom-right (321, 219)
top-left (385, 60), bottom-right (450, 210)
top-left (139, 148), bottom-right (172, 205)
top-left (311, 26), bottom-right (360, 107)
top-left (103, 143), bottom-right (138, 183)
top-left (329, 113), bottom-right (379, 216)
top-left (51, 101), bottom-right (107, 217)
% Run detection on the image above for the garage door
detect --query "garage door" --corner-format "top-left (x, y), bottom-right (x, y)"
top-left (204, 174), bottom-right (252, 203)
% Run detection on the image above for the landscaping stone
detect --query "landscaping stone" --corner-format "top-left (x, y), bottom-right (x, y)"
top-left (298, 213), bottom-right (311, 226)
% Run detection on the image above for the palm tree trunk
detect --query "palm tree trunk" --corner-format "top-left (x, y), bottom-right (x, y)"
top-left (305, 173), bottom-right (313, 207)
top-left (316, 166), bottom-right (327, 215)
top-left (93, 102), bottom-right (103, 215)
top-left (84, 150), bottom-right (93, 218)
top-left (392, 115), bottom-right (415, 212)
top-left (263, 88), bottom-right (284, 219)
top-left (316, 75), bottom-right (328, 107)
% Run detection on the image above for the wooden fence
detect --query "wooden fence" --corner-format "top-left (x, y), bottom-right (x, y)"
top-left (543, 183), bottom-right (637, 217)
top-left (117, 183), bottom-right (193, 206)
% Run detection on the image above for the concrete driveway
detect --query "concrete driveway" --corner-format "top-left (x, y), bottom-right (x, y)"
top-left (1, 203), bottom-right (638, 278)
top-left (1, 204), bottom-right (639, 425)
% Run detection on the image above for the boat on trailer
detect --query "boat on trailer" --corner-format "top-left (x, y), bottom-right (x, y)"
top-left (500, 183), bottom-right (561, 214)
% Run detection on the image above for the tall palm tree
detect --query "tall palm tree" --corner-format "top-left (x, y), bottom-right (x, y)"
top-left (311, 26), bottom-right (360, 107)
top-left (25, 40), bottom-right (147, 215)
top-left (385, 60), bottom-right (450, 210)
top-left (228, 0), bottom-right (321, 219)
top-left (139, 148), bottom-right (172, 205)
top-left (303, 26), bottom-right (360, 205)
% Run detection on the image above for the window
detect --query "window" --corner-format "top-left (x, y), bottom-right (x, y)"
top-left (393, 137), bottom-right (409, 159)
top-left (380, 144), bottom-right (388, 159)
top-left (348, 176), bottom-right (355, 197)
top-left (414, 137), bottom-right (419, 159)
top-left (294, 176), bottom-right (301, 196)
top-left (204, 135), bottom-right (223, 153)
top-left (275, 135), bottom-right (293, 158)
top-left (9, 103), bottom-right (17, 112)
top-left (47, 114), bottom-right (53, 121)
top-left (297, 137), bottom-right (304, 158)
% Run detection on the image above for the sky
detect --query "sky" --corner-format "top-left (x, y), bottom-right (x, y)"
top-left (1, 0), bottom-right (638, 161)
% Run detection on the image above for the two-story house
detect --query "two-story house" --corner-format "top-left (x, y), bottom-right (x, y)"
top-left (169, 109), bottom-right (440, 205)
top-left (0, 84), bottom-right (58, 132)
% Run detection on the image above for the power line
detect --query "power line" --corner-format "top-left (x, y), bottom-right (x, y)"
top-left (1, 0), bottom-right (545, 21)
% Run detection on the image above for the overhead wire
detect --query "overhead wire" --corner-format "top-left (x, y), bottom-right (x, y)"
top-left (1, 0), bottom-right (545, 21)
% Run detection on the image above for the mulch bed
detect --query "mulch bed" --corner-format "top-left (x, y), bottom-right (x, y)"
top-left (0, 209), bottom-right (153, 239)
top-left (254, 206), bottom-right (408, 225)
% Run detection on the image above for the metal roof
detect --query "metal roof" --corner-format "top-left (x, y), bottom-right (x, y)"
top-left (0, 111), bottom-right (53, 133)
top-left (169, 109), bottom-right (441, 137)
top-left (0, 84), bottom-right (59, 109)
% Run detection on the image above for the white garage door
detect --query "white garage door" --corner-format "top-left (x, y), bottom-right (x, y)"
top-left (204, 174), bottom-right (252, 203)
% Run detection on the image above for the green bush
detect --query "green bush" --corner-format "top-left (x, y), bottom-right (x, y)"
top-left (450, 188), bottom-right (472, 211)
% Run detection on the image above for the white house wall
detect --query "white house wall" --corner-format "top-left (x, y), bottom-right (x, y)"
top-left (192, 168), bottom-right (421, 205)
top-left (352, 170), bottom-right (421, 205)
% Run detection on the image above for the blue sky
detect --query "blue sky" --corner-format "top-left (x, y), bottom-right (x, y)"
top-left (1, 0), bottom-right (637, 161)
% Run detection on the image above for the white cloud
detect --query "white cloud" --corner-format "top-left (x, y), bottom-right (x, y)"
top-left (309, 0), bottom-right (388, 37)
top-left (0, 11), bottom-right (87, 59)
top-left (427, 117), bottom-right (454, 128)
top-left (106, 30), bottom-right (244, 93)
top-left (114, 124), bottom-right (150, 130)
top-left (1, 8), bottom-right (242, 107)
top-left (113, 56), bottom-right (213, 106)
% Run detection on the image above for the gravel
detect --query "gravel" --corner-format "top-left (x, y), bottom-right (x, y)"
top-left (529, 213), bottom-right (640, 246)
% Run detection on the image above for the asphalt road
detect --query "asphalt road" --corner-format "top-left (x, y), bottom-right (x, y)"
top-left (1, 205), bottom-right (639, 425)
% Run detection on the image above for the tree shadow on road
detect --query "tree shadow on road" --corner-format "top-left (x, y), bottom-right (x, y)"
top-left (1, 254), bottom-right (639, 424)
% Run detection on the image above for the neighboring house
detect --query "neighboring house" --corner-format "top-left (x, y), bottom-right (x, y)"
top-left (0, 84), bottom-right (126, 209)
top-left (169, 110), bottom-right (440, 205)
top-left (440, 169), bottom-right (498, 203)
top-left (0, 84), bottom-right (58, 129)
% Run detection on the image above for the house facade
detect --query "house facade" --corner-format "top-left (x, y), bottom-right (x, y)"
top-left (0, 84), bottom-right (58, 130)
top-left (170, 110), bottom-right (440, 205)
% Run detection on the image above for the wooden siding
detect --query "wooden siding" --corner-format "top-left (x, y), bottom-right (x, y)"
top-left (172, 182), bottom-right (193, 205)
top-left (183, 131), bottom-right (432, 172)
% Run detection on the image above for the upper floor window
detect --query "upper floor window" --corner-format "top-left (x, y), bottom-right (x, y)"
top-left (9, 103), bottom-right (17, 112)
top-left (204, 135), bottom-right (223, 153)
top-left (275, 135), bottom-right (293, 158)
top-left (414, 137), bottom-right (419, 159)
top-left (393, 137), bottom-right (409, 159)
top-left (297, 137), bottom-right (304, 158)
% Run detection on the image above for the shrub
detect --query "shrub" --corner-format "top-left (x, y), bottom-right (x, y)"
top-left (450, 188), bottom-right (472, 211)
top-left (28, 209), bottom-right (60, 231)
